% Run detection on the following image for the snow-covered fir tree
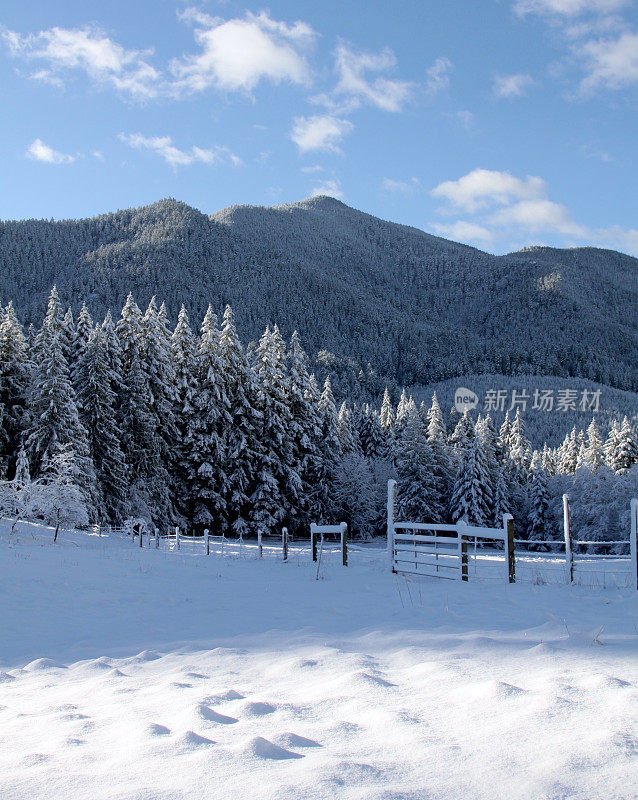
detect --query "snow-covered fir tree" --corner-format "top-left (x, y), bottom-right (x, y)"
top-left (449, 434), bottom-right (493, 525)
top-left (0, 302), bottom-right (30, 479)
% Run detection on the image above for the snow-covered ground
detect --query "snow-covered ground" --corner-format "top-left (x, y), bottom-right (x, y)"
top-left (1, 523), bottom-right (637, 800)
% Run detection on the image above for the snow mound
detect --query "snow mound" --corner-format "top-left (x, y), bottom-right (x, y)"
top-left (195, 704), bottom-right (238, 724)
top-left (455, 679), bottom-right (528, 701)
top-left (579, 674), bottom-right (633, 690)
top-left (527, 642), bottom-right (556, 654)
top-left (177, 731), bottom-right (215, 749)
top-left (72, 657), bottom-right (112, 672)
top-left (127, 650), bottom-right (161, 664)
top-left (105, 668), bottom-right (127, 678)
top-left (0, 671), bottom-right (17, 683)
top-left (147, 723), bottom-right (171, 736)
top-left (240, 701), bottom-right (276, 716)
top-left (202, 689), bottom-right (244, 704)
top-left (276, 732), bottom-right (322, 748)
top-left (23, 658), bottom-right (67, 671)
top-left (241, 736), bottom-right (303, 760)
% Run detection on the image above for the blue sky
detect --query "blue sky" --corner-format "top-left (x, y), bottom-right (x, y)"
top-left (1, 0), bottom-right (637, 255)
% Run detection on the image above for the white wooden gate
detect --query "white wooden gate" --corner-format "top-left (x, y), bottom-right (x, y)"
top-left (386, 480), bottom-right (515, 583)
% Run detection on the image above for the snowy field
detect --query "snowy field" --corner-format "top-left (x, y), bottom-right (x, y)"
top-left (1, 523), bottom-right (637, 800)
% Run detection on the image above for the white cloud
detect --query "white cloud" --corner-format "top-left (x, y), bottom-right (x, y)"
top-left (310, 178), bottom-right (344, 199)
top-left (333, 42), bottom-right (412, 112)
top-left (119, 133), bottom-right (240, 167)
top-left (381, 177), bottom-right (420, 194)
top-left (2, 25), bottom-right (161, 99)
top-left (25, 138), bottom-right (75, 164)
top-left (430, 221), bottom-right (494, 242)
top-left (489, 198), bottom-right (586, 234)
top-left (425, 56), bottom-right (452, 95)
top-left (429, 166), bottom-right (638, 255)
top-left (171, 11), bottom-right (314, 93)
top-left (514, 0), bottom-right (626, 16)
top-left (493, 73), bottom-right (535, 97)
top-left (456, 109), bottom-right (475, 130)
top-left (431, 168), bottom-right (546, 212)
top-left (290, 115), bottom-right (353, 153)
top-left (578, 31), bottom-right (638, 90)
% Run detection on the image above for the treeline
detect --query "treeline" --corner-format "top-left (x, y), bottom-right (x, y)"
top-left (0, 287), bottom-right (636, 543)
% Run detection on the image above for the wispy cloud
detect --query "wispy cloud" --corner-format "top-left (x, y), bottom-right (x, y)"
top-left (25, 138), bottom-right (75, 164)
top-left (514, 0), bottom-right (627, 17)
top-left (332, 42), bottom-right (412, 112)
top-left (381, 177), bottom-right (420, 194)
top-left (425, 56), bottom-right (452, 95)
top-left (119, 133), bottom-right (240, 167)
top-left (493, 72), bottom-right (535, 97)
top-left (577, 31), bottom-right (638, 90)
top-left (430, 220), bottom-right (494, 243)
top-left (290, 115), bottom-right (353, 153)
top-left (2, 24), bottom-right (161, 99)
top-left (310, 177), bottom-right (344, 199)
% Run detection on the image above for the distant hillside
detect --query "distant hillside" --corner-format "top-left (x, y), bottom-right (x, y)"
top-left (410, 374), bottom-right (638, 448)
top-left (0, 196), bottom-right (636, 391)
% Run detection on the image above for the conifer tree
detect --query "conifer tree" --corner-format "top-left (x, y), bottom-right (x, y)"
top-left (583, 418), bottom-right (605, 471)
top-left (528, 456), bottom-right (550, 541)
top-left (449, 435), bottom-right (493, 525)
top-left (75, 326), bottom-right (129, 522)
top-left (612, 417), bottom-right (638, 473)
top-left (395, 410), bottom-right (442, 522)
top-left (0, 303), bottom-right (30, 479)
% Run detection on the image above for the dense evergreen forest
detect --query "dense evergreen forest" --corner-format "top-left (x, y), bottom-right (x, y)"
top-left (1, 196), bottom-right (636, 395)
top-left (0, 288), bottom-right (636, 548)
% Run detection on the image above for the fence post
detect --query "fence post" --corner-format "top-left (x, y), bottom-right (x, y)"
top-left (258, 528), bottom-right (263, 558)
top-left (630, 498), bottom-right (637, 592)
top-left (155, 527), bottom-right (159, 549)
top-left (457, 521), bottom-right (468, 582)
top-left (311, 524), bottom-right (318, 562)
top-left (503, 514), bottom-right (515, 584)
top-left (282, 527), bottom-right (288, 562)
top-left (387, 479), bottom-right (397, 573)
top-left (175, 526), bottom-right (180, 551)
top-left (340, 522), bottom-right (348, 567)
top-left (562, 494), bottom-right (573, 584)
top-left (204, 528), bottom-right (210, 555)
top-left (139, 526), bottom-right (143, 548)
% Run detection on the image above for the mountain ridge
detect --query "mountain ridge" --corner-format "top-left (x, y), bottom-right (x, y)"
top-left (0, 196), bottom-right (636, 393)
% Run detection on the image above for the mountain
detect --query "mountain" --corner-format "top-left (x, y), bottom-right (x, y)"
top-left (1, 196), bottom-right (636, 392)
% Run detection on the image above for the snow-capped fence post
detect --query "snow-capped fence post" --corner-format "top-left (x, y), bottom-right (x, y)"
top-left (258, 528), bottom-right (263, 558)
top-left (457, 519), bottom-right (469, 581)
top-left (340, 522), bottom-right (348, 567)
top-left (175, 526), bottom-right (180, 551)
top-left (154, 527), bottom-right (159, 549)
top-left (630, 498), bottom-right (638, 592)
top-left (387, 479), bottom-right (397, 574)
top-left (282, 527), bottom-right (289, 562)
top-left (562, 494), bottom-right (573, 584)
top-left (503, 513), bottom-right (515, 584)
top-left (311, 523), bottom-right (318, 562)
top-left (204, 528), bottom-right (210, 556)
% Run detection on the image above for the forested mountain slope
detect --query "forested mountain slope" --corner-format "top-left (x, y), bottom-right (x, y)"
top-left (1, 196), bottom-right (636, 390)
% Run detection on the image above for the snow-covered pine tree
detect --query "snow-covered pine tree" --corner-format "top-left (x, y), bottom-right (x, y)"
top-left (450, 409), bottom-right (475, 452)
top-left (508, 409), bottom-right (531, 482)
top-left (449, 434), bottom-right (493, 525)
top-left (560, 427), bottom-right (580, 475)
top-left (74, 325), bottom-right (129, 523)
top-left (0, 302), bottom-right (30, 479)
top-left (395, 408), bottom-right (443, 522)
top-left (426, 392), bottom-right (447, 442)
top-left (379, 387), bottom-right (395, 430)
top-left (498, 411), bottom-right (511, 462)
top-left (337, 402), bottom-right (360, 455)
top-left (492, 464), bottom-right (510, 527)
top-left (117, 293), bottom-right (169, 524)
top-left (219, 305), bottom-right (263, 536)
top-left (528, 454), bottom-right (550, 542)
top-left (171, 305), bottom-right (199, 523)
top-left (583, 418), bottom-right (605, 471)
top-left (61, 307), bottom-right (75, 363)
top-left (186, 306), bottom-right (229, 532)
top-left (612, 417), bottom-right (638, 473)
top-left (249, 325), bottom-right (300, 536)
top-left (286, 330), bottom-right (323, 528)
top-left (26, 288), bottom-right (97, 520)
